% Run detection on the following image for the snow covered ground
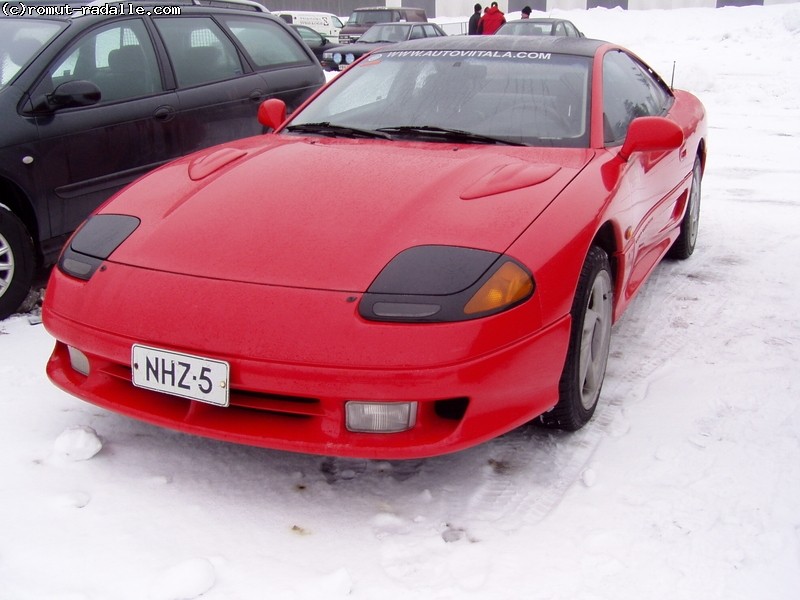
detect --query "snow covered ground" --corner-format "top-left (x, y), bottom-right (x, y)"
top-left (2, 4), bottom-right (800, 599)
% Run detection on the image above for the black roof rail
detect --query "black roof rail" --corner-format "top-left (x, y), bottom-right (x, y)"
top-left (190, 0), bottom-right (269, 12)
top-left (88, 0), bottom-right (270, 13)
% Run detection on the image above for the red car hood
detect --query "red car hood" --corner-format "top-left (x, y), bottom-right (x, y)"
top-left (105, 136), bottom-right (594, 291)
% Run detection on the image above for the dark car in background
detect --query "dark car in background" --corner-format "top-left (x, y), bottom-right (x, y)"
top-left (0, 0), bottom-right (325, 320)
top-left (338, 6), bottom-right (428, 44)
top-left (321, 21), bottom-right (446, 70)
top-left (496, 18), bottom-right (584, 37)
top-left (290, 23), bottom-right (334, 62)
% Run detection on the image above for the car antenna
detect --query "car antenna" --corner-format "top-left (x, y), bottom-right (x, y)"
top-left (670, 61), bottom-right (676, 90)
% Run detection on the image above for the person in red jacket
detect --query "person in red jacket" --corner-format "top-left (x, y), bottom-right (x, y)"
top-left (479, 2), bottom-right (506, 35)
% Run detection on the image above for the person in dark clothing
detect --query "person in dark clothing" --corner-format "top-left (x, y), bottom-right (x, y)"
top-left (521, 6), bottom-right (532, 18)
top-left (477, 6), bottom-right (489, 34)
top-left (479, 2), bottom-right (506, 35)
top-left (468, 3), bottom-right (482, 35)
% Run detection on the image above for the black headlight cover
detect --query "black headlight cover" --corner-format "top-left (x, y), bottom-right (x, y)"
top-left (358, 245), bottom-right (535, 323)
top-left (58, 214), bottom-right (140, 280)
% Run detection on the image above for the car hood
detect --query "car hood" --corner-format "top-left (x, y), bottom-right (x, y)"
top-left (104, 135), bottom-right (594, 292)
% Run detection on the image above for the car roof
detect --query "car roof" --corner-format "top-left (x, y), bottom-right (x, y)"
top-left (369, 22), bottom-right (416, 28)
top-left (383, 34), bottom-right (604, 57)
top-left (511, 18), bottom-right (567, 24)
top-left (275, 10), bottom-right (337, 15)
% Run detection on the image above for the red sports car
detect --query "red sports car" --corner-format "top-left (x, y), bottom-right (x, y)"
top-left (43, 36), bottom-right (707, 459)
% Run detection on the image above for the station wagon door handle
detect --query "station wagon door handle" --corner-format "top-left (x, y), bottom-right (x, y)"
top-left (153, 105), bottom-right (177, 122)
top-left (249, 90), bottom-right (266, 102)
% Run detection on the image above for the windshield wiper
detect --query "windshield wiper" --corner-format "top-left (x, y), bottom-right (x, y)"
top-left (375, 125), bottom-right (526, 146)
top-left (286, 122), bottom-right (392, 140)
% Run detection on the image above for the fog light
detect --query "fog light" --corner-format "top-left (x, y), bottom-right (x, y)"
top-left (67, 346), bottom-right (90, 376)
top-left (346, 401), bottom-right (417, 433)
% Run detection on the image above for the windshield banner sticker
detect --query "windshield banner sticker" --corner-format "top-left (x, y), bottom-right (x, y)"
top-left (375, 50), bottom-right (553, 61)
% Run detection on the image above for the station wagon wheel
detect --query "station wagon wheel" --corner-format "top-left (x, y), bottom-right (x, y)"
top-left (669, 156), bottom-right (702, 259)
top-left (540, 246), bottom-right (613, 430)
top-left (0, 206), bottom-right (35, 321)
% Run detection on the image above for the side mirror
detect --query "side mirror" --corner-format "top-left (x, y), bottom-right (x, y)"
top-left (619, 116), bottom-right (683, 161)
top-left (258, 98), bottom-right (287, 131)
top-left (31, 80), bottom-right (102, 113)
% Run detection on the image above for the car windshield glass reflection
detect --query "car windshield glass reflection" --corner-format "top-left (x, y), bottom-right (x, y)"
top-left (1, 19), bottom-right (65, 88)
top-left (288, 52), bottom-right (591, 148)
top-left (359, 25), bottom-right (409, 43)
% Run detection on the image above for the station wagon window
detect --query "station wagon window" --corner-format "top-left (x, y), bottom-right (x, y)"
top-left (154, 17), bottom-right (243, 87)
top-left (603, 50), bottom-right (673, 144)
top-left (224, 17), bottom-right (312, 69)
top-left (47, 19), bottom-right (160, 103)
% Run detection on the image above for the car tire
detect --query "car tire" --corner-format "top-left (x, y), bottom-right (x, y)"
top-left (669, 156), bottom-right (702, 260)
top-left (0, 206), bottom-right (35, 321)
top-left (540, 246), bottom-right (613, 430)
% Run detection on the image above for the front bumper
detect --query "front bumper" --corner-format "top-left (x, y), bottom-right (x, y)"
top-left (43, 263), bottom-right (570, 459)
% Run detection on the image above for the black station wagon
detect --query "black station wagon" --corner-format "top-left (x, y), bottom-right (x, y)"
top-left (0, 0), bottom-right (325, 319)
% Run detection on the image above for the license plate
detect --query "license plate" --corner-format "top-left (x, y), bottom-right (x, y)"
top-left (132, 345), bottom-right (229, 407)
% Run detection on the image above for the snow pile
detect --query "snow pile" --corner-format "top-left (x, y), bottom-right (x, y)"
top-left (52, 425), bottom-right (103, 462)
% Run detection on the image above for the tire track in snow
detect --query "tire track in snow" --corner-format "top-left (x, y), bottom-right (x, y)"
top-left (440, 191), bottom-right (741, 533)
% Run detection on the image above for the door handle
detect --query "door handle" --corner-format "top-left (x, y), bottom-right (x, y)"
top-left (153, 105), bottom-right (176, 121)
top-left (249, 90), bottom-right (266, 102)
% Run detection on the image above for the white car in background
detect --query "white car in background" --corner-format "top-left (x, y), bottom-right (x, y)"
top-left (274, 11), bottom-right (344, 44)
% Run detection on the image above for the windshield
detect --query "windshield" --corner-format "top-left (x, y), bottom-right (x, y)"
top-left (0, 19), bottom-right (65, 88)
top-left (359, 24), bottom-right (409, 43)
top-left (287, 50), bottom-right (591, 147)
top-left (498, 21), bottom-right (555, 35)
top-left (348, 10), bottom-right (391, 26)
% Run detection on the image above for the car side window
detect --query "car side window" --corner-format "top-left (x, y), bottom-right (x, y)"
top-left (2, 22), bottom-right (65, 87)
top-left (602, 50), bottom-right (672, 145)
top-left (295, 26), bottom-right (322, 45)
top-left (224, 17), bottom-right (314, 69)
top-left (47, 19), bottom-right (161, 103)
top-left (409, 26), bottom-right (424, 40)
top-left (155, 17), bottom-right (243, 87)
